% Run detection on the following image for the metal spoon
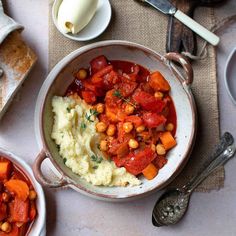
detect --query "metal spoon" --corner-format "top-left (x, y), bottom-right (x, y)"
top-left (0, 68), bottom-right (3, 78)
top-left (152, 132), bottom-right (236, 227)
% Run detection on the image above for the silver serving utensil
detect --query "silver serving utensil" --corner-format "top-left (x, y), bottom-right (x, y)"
top-left (152, 132), bottom-right (236, 227)
top-left (0, 68), bottom-right (3, 78)
top-left (134, 0), bottom-right (220, 46)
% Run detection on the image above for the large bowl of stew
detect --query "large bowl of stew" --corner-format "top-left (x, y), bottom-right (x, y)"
top-left (33, 40), bottom-right (197, 201)
top-left (0, 148), bottom-right (46, 235)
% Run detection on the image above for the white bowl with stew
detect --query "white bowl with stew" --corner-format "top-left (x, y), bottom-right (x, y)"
top-left (33, 40), bottom-right (197, 201)
top-left (0, 148), bottom-right (46, 235)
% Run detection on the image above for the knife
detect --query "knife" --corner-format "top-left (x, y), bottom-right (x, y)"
top-left (135, 0), bottom-right (220, 46)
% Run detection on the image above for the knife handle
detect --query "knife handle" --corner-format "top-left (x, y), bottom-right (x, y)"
top-left (174, 9), bottom-right (220, 46)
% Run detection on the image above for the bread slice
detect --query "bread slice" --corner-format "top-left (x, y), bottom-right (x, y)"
top-left (0, 31), bottom-right (37, 120)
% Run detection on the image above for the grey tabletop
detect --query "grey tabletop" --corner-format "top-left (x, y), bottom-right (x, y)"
top-left (0, 1), bottom-right (236, 236)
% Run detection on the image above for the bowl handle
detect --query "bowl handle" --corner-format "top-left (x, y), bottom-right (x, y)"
top-left (33, 149), bottom-right (69, 188)
top-left (164, 52), bottom-right (193, 86)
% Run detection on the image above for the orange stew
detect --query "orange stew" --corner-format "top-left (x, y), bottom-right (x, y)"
top-left (0, 157), bottom-right (37, 236)
top-left (66, 55), bottom-right (177, 180)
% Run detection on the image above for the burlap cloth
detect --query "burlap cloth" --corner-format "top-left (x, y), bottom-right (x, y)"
top-left (48, 0), bottom-right (223, 192)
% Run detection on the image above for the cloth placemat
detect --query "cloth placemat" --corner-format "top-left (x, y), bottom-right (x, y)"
top-left (48, 0), bottom-right (223, 191)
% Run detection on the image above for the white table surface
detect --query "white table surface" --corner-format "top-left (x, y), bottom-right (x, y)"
top-left (0, 1), bottom-right (236, 236)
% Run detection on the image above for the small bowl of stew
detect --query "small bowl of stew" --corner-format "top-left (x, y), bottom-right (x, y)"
top-left (34, 40), bottom-right (197, 201)
top-left (0, 148), bottom-right (46, 235)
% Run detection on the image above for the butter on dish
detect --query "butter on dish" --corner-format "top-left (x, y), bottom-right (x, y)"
top-left (57, 0), bottom-right (98, 34)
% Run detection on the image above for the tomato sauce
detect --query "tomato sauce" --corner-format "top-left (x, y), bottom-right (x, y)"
top-left (65, 55), bottom-right (177, 180)
top-left (0, 157), bottom-right (37, 236)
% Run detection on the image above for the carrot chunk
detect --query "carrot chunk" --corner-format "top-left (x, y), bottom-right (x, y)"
top-left (142, 163), bottom-right (158, 180)
top-left (4, 180), bottom-right (29, 201)
top-left (159, 131), bottom-right (177, 150)
top-left (149, 71), bottom-right (170, 92)
top-left (9, 197), bottom-right (29, 223)
top-left (0, 161), bottom-right (12, 180)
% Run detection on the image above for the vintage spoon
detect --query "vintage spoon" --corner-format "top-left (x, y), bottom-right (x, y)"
top-left (0, 68), bottom-right (3, 78)
top-left (152, 132), bottom-right (236, 227)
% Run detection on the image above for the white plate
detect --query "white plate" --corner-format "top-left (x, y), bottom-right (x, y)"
top-left (52, 0), bottom-right (112, 41)
top-left (225, 47), bottom-right (236, 105)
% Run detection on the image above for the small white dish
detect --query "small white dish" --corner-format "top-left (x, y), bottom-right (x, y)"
top-left (52, 0), bottom-right (112, 41)
top-left (224, 47), bottom-right (236, 105)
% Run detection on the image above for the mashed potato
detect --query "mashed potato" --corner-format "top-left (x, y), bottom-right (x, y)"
top-left (51, 95), bottom-right (140, 187)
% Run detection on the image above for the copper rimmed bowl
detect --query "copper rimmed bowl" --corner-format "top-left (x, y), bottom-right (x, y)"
top-left (33, 40), bottom-right (197, 201)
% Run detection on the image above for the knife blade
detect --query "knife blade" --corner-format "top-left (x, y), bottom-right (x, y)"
top-left (141, 0), bottom-right (177, 15)
top-left (135, 0), bottom-right (220, 46)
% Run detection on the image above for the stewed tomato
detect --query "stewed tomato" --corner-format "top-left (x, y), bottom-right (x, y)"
top-left (66, 55), bottom-right (177, 181)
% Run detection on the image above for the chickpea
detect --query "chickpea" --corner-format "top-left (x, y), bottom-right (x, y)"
top-left (128, 139), bottom-right (139, 149)
top-left (125, 104), bottom-right (135, 115)
top-left (77, 69), bottom-right (87, 80)
top-left (100, 140), bottom-right (108, 151)
top-left (166, 123), bottom-right (174, 132)
top-left (136, 125), bottom-right (145, 133)
top-left (123, 122), bottom-right (133, 133)
top-left (106, 124), bottom-right (116, 136)
top-left (1, 222), bottom-right (11, 233)
top-left (96, 122), bottom-right (107, 133)
top-left (154, 92), bottom-right (164, 100)
top-left (2, 192), bottom-right (10, 202)
top-left (156, 144), bottom-right (166, 155)
top-left (29, 190), bottom-right (37, 200)
top-left (151, 144), bottom-right (156, 152)
top-left (96, 103), bottom-right (105, 114)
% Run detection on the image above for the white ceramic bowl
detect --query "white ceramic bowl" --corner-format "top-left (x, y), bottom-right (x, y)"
top-left (224, 47), bottom-right (236, 105)
top-left (0, 148), bottom-right (46, 236)
top-left (33, 40), bottom-right (197, 201)
top-left (52, 0), bottom-right (112, 41)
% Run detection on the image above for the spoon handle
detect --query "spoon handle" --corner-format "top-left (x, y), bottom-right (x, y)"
top-left (183, 132), bottom-right (236, 193)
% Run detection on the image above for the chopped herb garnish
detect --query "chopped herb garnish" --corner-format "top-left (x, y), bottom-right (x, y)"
top-left (63, 158), bottom-right (67, 164)
top-left (66, 107), bottom-right (71, 112)
top-left (91, 154), bottom-right (103, 164)
top-left (93, 166), bottom-right (98, 170)
top-left (80, 122), bottom-right (87, 130)
top-left (113, 90), bottom-right (136, 107)
top-left (85, 109), bottom-right (99, 122)
top-left (113, 90), bottom-right (122, 98)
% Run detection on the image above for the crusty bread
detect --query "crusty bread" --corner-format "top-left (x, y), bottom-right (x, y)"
top-left (0, 31), bottom-right (37, 120)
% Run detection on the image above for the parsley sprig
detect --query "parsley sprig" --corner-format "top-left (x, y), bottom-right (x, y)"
top-left (80, 122), bottom-right (87, 130)
top-left (91, 154), bottom-right (103, 164)
top-left (113, 90), bottom-right (136, 107)
top-left (85, 109), bottom-right (99, 122)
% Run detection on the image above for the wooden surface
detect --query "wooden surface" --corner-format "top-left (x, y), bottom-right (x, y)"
top-left (167, 0), bottom-right (225, 54)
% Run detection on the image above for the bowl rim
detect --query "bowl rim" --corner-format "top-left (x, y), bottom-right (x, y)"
top-left (224, 47), bottom-right (236, 105)
top-left (35, 40), bottom-right (197, 200)
top-left (52, 0), bottom-right (112, 42)
top-left (0, 147), bottom-right (46, 235)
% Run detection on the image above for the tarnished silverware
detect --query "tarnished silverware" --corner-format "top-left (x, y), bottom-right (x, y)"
top-left (152, 132), bottom-right (236, 227)
top-left (0, 68), bottom-right (3, 78)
